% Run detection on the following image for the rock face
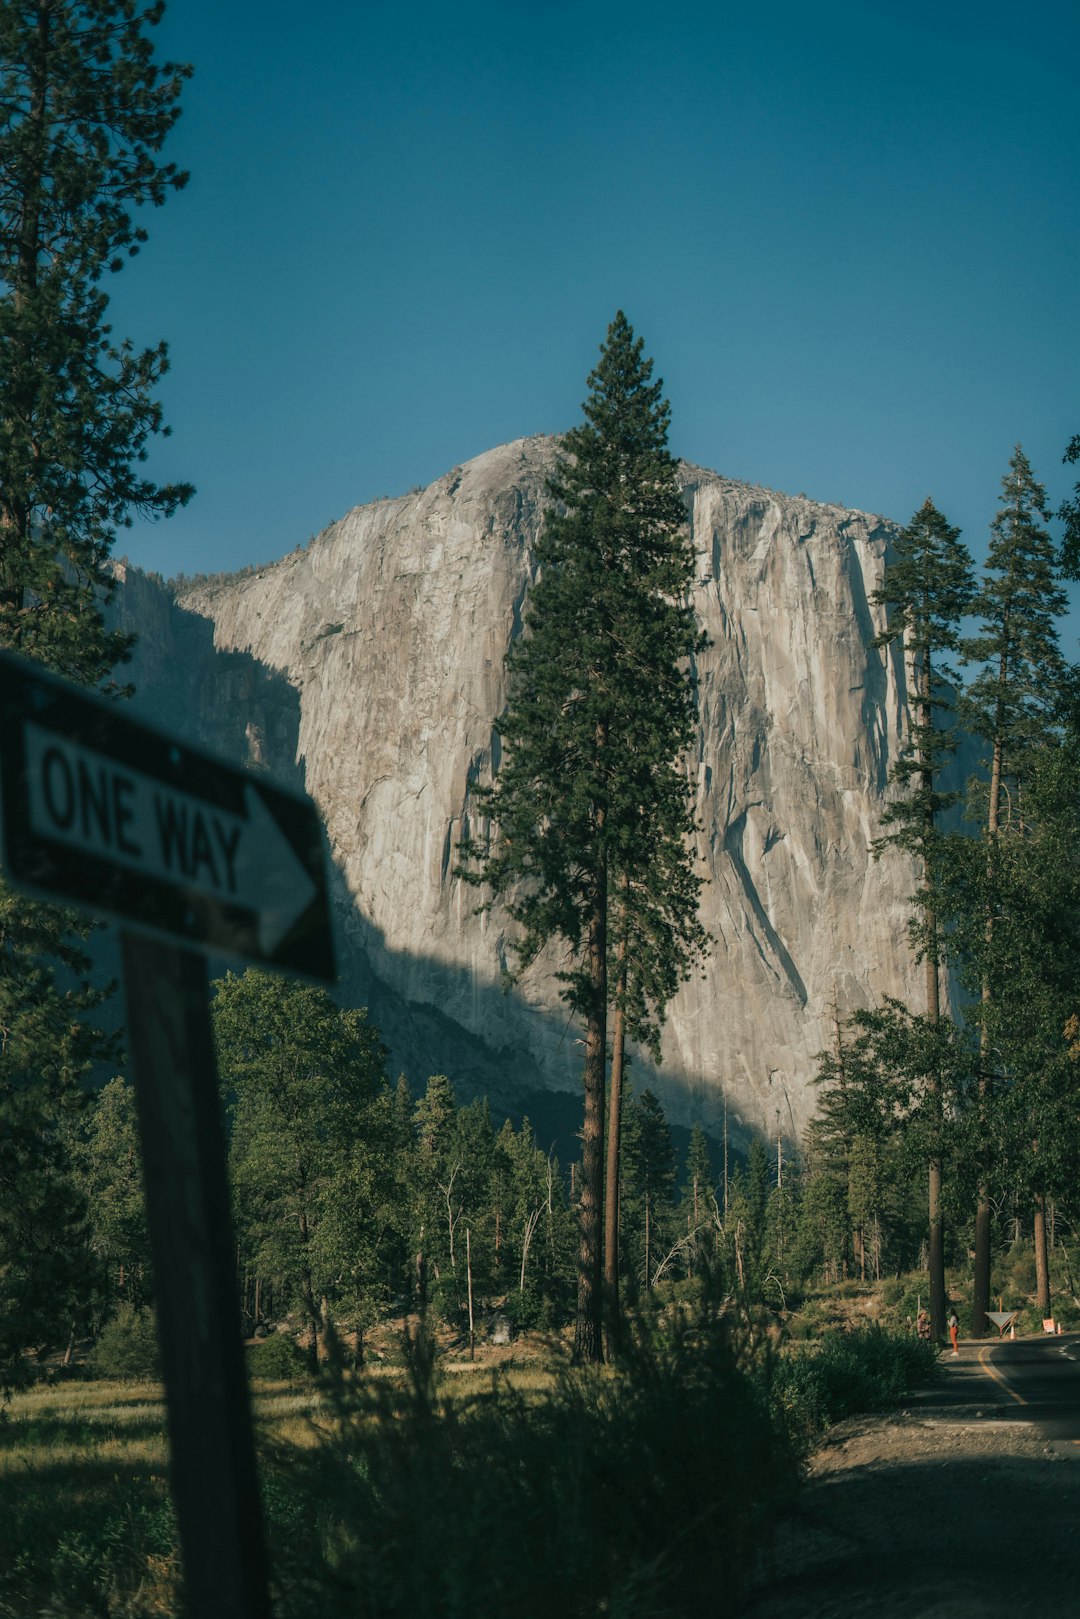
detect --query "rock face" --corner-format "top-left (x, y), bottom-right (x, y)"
top-left (111, 435), bottom-right (920, 1143)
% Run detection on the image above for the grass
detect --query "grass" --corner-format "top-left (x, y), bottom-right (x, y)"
top-left (258, 1301), bottom-right (799, 1618)
top-left (0, 1301), bottom-right (941, 1618)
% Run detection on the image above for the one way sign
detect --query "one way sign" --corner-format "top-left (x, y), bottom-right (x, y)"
top-left (0, 649), bottom-right (334, 981)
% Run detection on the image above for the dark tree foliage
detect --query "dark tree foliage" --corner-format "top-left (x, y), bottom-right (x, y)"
top-left (1058, 434), bottom-right (1080, 579)
top-left (213, 970), bottom-right (395, 1369)
top-left (961, 447), bottom-right (1066, 803)
top-left (459, 312), bottom-right (705, 1361)
top-left (0, 1), bottom-right (190, 1386)
top-left (621, 1087), bottom-right (677, 1294)
top-left (957, 446), bottom-right (1067, 1333)
top-left (0, 882), bottom-right (117, 1385)
top-left (870, 497), bottom-right (975, 1338)
top-left (682, 1121), bottom-right (715, 1273)
top-left (0, 0), bottom-right (193, 686)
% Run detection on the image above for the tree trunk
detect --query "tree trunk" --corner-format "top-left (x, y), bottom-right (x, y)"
top-left (921, 648), bottom-right (948, 1343)
top-left (972, 715), bottom-right (1005, 1338)
top-left (604, 885), bottom-right (630, 1357)
top-left (972, 1190), bottom-right (992, 1338)
top-left (722, 1097), bottom-right (729, 1218)
top-left (1034, 1195), bottom-right (1051, 1319)
top-left (925, 939), bottom-right (947, 1340)
top-left (603, 996), bottom-right (626, 1341)
top-left (574, 874), bottom-right (607, 1364)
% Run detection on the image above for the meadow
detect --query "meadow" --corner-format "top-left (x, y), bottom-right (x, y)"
top-left (0, 1297), bottom-right (939, 1619)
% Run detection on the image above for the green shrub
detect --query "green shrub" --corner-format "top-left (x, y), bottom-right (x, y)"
top-left (245, 1333), bottom-right (311, 1381)
top-left (772, 1325), bottom-right (938, 1444)
top-left (86, 1305), bottom-right (161, 1381)
top-left (261, 1292), bottom-right (800, 1617)
top-left (878, 1276), bottom-right (926, 1325)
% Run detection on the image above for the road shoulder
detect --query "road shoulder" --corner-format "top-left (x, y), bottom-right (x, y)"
top-left (741, 1351), bottom-right (1080, 1618)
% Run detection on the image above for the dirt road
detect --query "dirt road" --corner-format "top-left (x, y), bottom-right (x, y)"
top-left (741, 1337), bottom-right (1080, 1618)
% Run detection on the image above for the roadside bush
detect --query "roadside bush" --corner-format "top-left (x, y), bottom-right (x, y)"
top-left (260, 1292), bottom-right (800, 1618)
top-left (86, 1305), bottom-right (160, 1381)
top-left (772, 1325), bottom-right (938, 1445)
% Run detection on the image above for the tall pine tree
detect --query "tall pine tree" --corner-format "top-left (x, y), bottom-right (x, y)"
top-left (458, 313), bottom-right (705, 1361)
top-left (871, 498), bottom-right (974, 1339)
top-left (959, 447), bottom-right (1067, 1335)
top-left (0, 1), bottom-right (190, 1383)
top-left (0, 0), bottom-right (193, 683)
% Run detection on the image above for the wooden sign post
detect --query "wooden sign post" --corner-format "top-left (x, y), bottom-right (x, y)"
top-left (0, 651), bottom-right (336, 1618)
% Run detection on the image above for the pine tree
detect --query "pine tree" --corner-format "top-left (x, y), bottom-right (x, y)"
top-left (212, 970), bottom-right (391, 1368)
top-left (458, 313), bottom-right (705, 1361)
top-left (605, 763), bottom-right (708, 1324)
top-left (959, 447), bottom-right (1067, 1335)
top-left (871, 498), bottom-right (975, 1338)
top-left (939, 717), bottom-right (1080, 1327)
top-left (0, 2), bottom-right (191, 1383)
top-left (74, 1075), bottom-right (152, 1308)
top-left (1058, 434), bottom-right (1080, 579)
top-left (682, 1122), bottom-right (714, 1273)
top-left (409, 1073), bottom-right (459, 1313)
top-left (0, 0), bottom-right (193, 684)
top-left (621, 1088), bottom-right (677, 1294)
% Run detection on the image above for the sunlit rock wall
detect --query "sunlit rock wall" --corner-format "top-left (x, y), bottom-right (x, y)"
top-left (115, 436), bottom-right (919, 1141)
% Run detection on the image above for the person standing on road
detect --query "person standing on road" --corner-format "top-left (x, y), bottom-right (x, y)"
top-left (948, 1311), bottom-right (959, 1356)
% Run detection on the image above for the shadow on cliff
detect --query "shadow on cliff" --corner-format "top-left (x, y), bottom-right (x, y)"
top-left (102, 586), bottom-right (781, 1169)
top-left (323, 849), bottom-right (736, 1173)
top-left (119, 588), bottom-right (306, 792)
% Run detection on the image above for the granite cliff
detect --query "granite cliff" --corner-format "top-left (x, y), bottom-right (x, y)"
top-left (111, 435), bottom-right (919, 1143)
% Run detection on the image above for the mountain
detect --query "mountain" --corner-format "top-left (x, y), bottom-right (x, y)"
top-left (110, 435), bottom-right (919, 1146)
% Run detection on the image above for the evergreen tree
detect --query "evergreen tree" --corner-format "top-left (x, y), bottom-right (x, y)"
top-left (940, 718), bottom-right (1080, 1321)
top-left (803, 1001), bottom-right (920, 1282)
top-left (74, 1074), bottom-right (152, 1309)
top-left (792, 1164), bottom-right (848, 1284)
top-left (1058, 434), bottom-right (1080, 579)
top-left (458, 313), bottom-right (705, 1361)
top-left (0, 879), bottom-right (115, 1383)
top-left (744, 1136), bottom-right (772, 1234)
top-left (495, 1115), bottom-right (571, 1322)
top-left (958, 447), bottom-right (1067, 1335)
top-left (0, 1), bottom-right (190, 1382)
top-left (621, 1088), bottom-right (677, 1294)
top-left (871, 498), bottom-right (975, 1338)
top-left (682, 1122), bottom-right (715, 1273)
top-left (212, 970), bottom-right (392, 1368)
top-left (605, 783), bottom-right (708, 1323)
top-left (409, 1073), bottom-right (459, 1312)
top-left (0, 0), bottom-right (193, 683)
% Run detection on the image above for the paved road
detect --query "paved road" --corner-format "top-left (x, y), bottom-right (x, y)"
top-left (741, 1336), bottom-right (1080, 1617)
top-left (919, 1332), bottom-right (1080, 1446)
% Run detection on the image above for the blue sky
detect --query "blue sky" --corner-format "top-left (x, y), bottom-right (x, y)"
top-left (114, 1), bottom-right (1079, 591)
